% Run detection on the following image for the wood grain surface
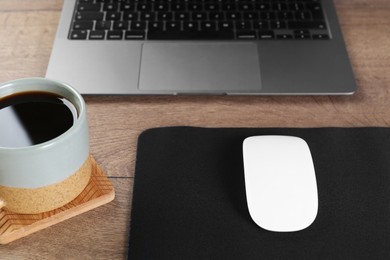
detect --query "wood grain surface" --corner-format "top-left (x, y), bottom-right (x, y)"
top-left (0, 0), bottom-right (389, 259)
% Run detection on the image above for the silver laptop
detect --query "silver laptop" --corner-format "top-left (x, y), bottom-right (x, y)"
top-left (46, 0), bottom-right (356, 95)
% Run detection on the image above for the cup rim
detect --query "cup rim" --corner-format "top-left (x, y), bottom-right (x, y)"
top-left (0, 77), bottom-right (86, 152)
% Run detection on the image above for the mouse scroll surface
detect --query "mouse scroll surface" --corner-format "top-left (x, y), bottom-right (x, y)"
top-left (243, 136), bottom-right (318, 232)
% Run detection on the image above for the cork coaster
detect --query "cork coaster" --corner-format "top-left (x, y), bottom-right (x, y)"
top-left (0, 156), bottom-right (115, 244)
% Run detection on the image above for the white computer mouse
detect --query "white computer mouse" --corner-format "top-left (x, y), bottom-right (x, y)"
top-left (242, 135), bottom-right (318, 232)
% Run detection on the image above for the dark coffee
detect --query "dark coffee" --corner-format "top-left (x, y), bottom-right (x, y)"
top-left (0, 91), bottom-right (78, 148)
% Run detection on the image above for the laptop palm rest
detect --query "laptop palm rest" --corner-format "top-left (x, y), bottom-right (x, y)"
top-left (138, 43), bottom-right (262, 94)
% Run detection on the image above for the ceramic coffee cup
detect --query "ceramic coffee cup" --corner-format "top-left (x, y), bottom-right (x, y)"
top-left (0, 78), bottom-right (91, 214)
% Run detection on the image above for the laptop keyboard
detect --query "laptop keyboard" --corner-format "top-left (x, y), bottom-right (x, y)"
top-left (69, 0), bottom-right (330, 40)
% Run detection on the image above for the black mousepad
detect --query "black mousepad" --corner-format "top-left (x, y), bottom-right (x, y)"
top-left (128, 127), bottom-right (390, 259)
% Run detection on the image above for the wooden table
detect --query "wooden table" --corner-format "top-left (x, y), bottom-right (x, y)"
top-left (0, 0), bottom-right (389, 259)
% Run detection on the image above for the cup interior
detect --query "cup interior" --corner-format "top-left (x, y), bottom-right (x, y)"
top-left (0, 78), bottom-right (86, 149)
top-left (0, 78), bottom-right (90, 190)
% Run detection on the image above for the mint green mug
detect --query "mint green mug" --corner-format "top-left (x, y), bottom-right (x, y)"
top-left (0, 78), bottom-right (91, 214)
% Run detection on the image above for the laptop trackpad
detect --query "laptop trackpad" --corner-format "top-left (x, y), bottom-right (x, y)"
top-left (138, 43), bottom-right (261, 94)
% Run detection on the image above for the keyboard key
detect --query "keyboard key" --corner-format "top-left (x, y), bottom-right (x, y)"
top-left (107, 30), bottom-right (123, 40)
top-left (125, 31), bottom-right (145, 40)
top-left (277, 11), bottom-right (293, 20)
top-left (183, 21), bottom-right (198, 31)
top-left (148, 22), bottom-right (164, 31)
top-left (295, 33), bottom-right (311, 39)
top-left (158, 12), bottom-right (173, 20)
top-left (192, 12), bottom-right (207, 20)
top-left (200, 21), bottom-right (217, 31)
top-left (260, 12), bottom-right (276, 20)
top-left (289, 3), bottom-right (304, 11)
top-left (238, 3), bottom-right (254, 11)
top-left (226, 12), bottom-right (241, 20)
top-left (123, 12), bottom-right (138, 21)
top-left (294, 29), bottom-right (311, 39)
top-left (114, 21), bottom-right (129, 30)
top-left (147, 31), bottom-right (235, 40)
top-left (219, 21), bottom-right (234, 31)
top-left (205, 4), bottom-right (219, 11)
top-left (258, 30), bottom-right (274, 40)
top-left (140, 12), bottom-right (155, 20)
top-left (155, 4), bottom-right (169, 12)
top-left (236, 21), bottom-right (252, 30)
top-left (95, 20), bottom-right (111, 30)
top-left (166, 21), bottom-right (181, 32)
top-left (307, 3), bottom-right (324, 19)
top-left (70, 30), bottom-right (88, 39)
top-left (294, 29), bottom-right (310, 34)
top-left (253, 20), bottom-right (269, 30)
top-left (175, 12), bottom-right (190, 21)
top-left (103, 3), bottom-right (118, 12)
top-left (222, 3), bottom-right (237, 11)
top-left (288, 21), bottom-right (327, 30)
top-left (295, 11), bottom-right (311, 20)
top-left (270, 20), bottom-right (286, 29)
top-left (273, 3), bottom-right (288, 11)
top-left (255, 3), bottom-right (270, 11)
top-left (77, 3), bottom-right (101, 12)
top-left (210, 12), bottom-right (224, 20)
top-left (277, 34), bottom-right (293, 40)
top-left (75, 11), bottom-right (104, 21)
top-left (313, 34), bottom-right (330, 39)
top-left (120, 3), bottom-right (136, 11)
top-left (73, 21), bottom-right (94, 30)
top-left (188, 3), bottom-right (202, 11)
top-left (89, 30), bottom-right (105, 40)
top-left (106, 12), bottom-right (122, 20)
top-left (307, 3), bottom-right (323, 11)
top-left (237, 31), bottom-right (257, 40)
top-left (172, 3), bottom-right (185, 11)
top-left (243, 12), bottom-right (259, 20)
top-left (130, 21), bottom-right (146, 30)
top-left (138, 3), bottom-right (152, 12)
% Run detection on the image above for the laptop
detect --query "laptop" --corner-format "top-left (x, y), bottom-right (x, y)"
top-left (46, 0), bottom-right (357, 95)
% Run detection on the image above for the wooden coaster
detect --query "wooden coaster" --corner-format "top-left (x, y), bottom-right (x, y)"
top-left (0, 156), bottom-right (115, 244)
